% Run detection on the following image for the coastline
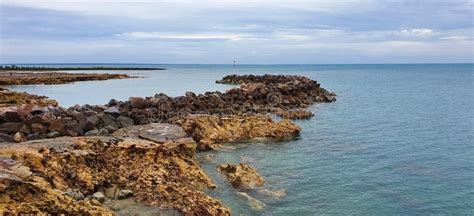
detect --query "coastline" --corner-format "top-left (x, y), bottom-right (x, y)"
top-left (0, 74), bottom-right (335, 215)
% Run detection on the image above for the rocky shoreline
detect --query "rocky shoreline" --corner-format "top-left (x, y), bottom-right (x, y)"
top-left (0, 71), bottom-right (132, 85)
top-left (0, 74), bottom-right (336, 215)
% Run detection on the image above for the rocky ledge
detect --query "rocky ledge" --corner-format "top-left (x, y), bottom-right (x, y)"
top-left (0, 72), bottom-right (131, 85)
top-left (0, 88), bottom-right (58, 107)
top-left (179, 114), bottom-right (301, 151)
top-left (0, 130), bottom-right (230, 215)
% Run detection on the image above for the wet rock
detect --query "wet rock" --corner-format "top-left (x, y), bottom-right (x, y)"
top-left (276, 109), bottom-right (315, 120)
top-left (217, 163), bottom-right (265, 189)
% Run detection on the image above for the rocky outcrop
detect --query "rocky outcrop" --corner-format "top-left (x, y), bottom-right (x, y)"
top-left (217, 163), bottom-right (265, 189)
top-left (0, 72), bottom-right (131, 85)
top-left (0, 125), bottom-right (230, 215)
top-left (0, 88), bottom-right (57, 107)
top-left (179, 114), bottom-right (301, 151)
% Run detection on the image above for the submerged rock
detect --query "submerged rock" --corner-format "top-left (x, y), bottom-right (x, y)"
top-left (236, 192), bottom-right (265, 211)
top-left (180, 114), bottom-right (301, 151)
top-left (217, 163), bottom-right (265, 189)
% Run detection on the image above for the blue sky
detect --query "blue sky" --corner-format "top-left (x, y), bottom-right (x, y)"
top-left (0, 0), bottom-right (472, 64)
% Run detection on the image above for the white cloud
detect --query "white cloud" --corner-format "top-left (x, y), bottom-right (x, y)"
top-left (118, 32), bottom-right (250, 41)
top-left (398, 28), bottom-right (435, 37)
top-left (439, 36), bottom-right (469, 41)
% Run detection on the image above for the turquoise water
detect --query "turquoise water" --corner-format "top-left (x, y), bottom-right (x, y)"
top-left (4, 64), bottom-right (474, 215)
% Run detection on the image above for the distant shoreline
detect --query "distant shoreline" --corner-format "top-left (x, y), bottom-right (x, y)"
top-left (0, 66), bottom-right (165, 71)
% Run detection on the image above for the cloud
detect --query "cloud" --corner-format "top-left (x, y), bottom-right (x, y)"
top-left (118, 32), bottom-right (250, 41)
top-left (1, 1), bottom-right (473, 63)
top-left (398, 28), bottom-right (435, 37)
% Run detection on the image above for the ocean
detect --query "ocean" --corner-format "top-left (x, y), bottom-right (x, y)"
top-left (4, 63), bottom-right (474, 215)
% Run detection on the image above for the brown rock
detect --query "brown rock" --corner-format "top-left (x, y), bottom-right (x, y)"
top-left (48, 119), bottom-right (65, 133)
top-left (217, 163), bottom-right (265, 189)
top-left (30, 123), bottom-right (46, 134)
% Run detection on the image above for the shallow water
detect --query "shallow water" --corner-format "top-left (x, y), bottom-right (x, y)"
top-left (4, 64), bottom-right (473, 215)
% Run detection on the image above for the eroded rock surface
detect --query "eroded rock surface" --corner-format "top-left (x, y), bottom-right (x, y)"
top-left (0, 130), bottom-right (230, 215)
top-left (217, 163), bottom-right (265, 189)
top-left (180, 114), bottom-right (301, 150)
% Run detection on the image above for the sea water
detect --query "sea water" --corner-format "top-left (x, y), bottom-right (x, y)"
top-left (4, 64), bottom-right (473, 215)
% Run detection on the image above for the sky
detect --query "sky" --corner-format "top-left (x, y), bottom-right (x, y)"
top-left (0, 0), bottom-right (473, 64)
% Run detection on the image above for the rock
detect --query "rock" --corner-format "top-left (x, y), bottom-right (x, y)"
top-left (0, 133), bottom-right (13, 142)
top-left (48, 119), bottom-right (65, 133)
top-left (47, 131), bottom-right (61, 138)
top-left (203, 154), bottom-right (215, 162)
top-left (275, 109), bottom-right (315, 120)
top-left (129, 97), bottom-right (149, 109)
top-left (64, 120), bottom-right (84, 136)
top-left (0, 136), bottom-right (229, 215)
top-left (91, 192), bottom-right (106, 203)
top-left (217, 163), bottom-right (265, 189)
top-left (117, 189), bottom-right (133, 200)
top-left (104, 186), bottom-right (118, 199)
top-left (101, 114), bottom-right (118, 128)
top-left (26, 132), bottom-right (40, 140)
top-left (117, 116), bottom-right (134, 127)
top-left (185, 91), bottom-right (196, 98)
top-left (104, 125), bottom-right (118, 133)
top-left (112, 123), bottom-right (187, 143)
top-left (104, 106), bottom-right (120, 117)
top-left (1, 111), bottom-right (22, 122)
top-left (65, 188), bottom-right (85, 200)
top-left (0, 122), bottom-right (22, 134)
top-left (13, 132), bottom-right (27, 143)
top-left (134, 114), bottom-right (149, 125)
top-left (30, 123), bottom-right (46, 133)
top-left (84, 129), bottom-right (99, 136)
top-left (179, 115), bottom-right (301, 151)
top-left (86, 115), bottom-right (100, 126)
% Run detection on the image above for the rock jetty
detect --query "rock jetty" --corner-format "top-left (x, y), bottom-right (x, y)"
top-left (0, 74), bottom-right (335, 143)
